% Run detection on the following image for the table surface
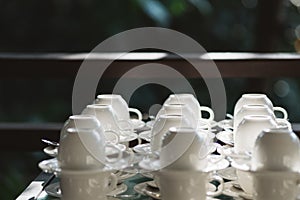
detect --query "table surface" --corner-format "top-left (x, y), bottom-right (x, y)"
top-left (16, 172), bottom-right (237, 200)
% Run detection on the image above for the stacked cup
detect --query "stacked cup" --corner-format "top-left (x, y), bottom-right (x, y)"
top-left (57, 115), bottom-right (124, 200)
top-left (232, 127), bottom-right (300, 200)
top-left (94, 94), bottom-right (144, 130)
top-left (139, 127), bottom-right (228, 200)
top-left (135, 93), bottom-right (216, 156)
top-left (220, 93), bottom-right (295, 197)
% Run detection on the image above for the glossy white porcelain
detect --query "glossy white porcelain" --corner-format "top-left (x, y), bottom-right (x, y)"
top-left (234, 115), bottom-right (277, 154)
top-left (252, 127), bottom-right (300, 171)
top-left (58, 128), bottom-right (106, 170)
top-left (164, 93), bottom-right (215, 122)
top-left (233, 93), bottom-right (287, 118)
top-left (95, 94), bottom-right (142, 121)
top-left (150, 114), bottom-right (190, 152)
top-left (60, 169), bottom-right (117, 200)
top-left (155, 170), bottom-right (224, 200)
top-left (159, 127), bottom-right (217, 170)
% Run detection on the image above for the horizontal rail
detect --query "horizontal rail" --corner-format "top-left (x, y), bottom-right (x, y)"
top-left (1, 52), bottom-right (300, 78)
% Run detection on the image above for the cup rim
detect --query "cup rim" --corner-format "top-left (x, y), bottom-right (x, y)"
top-left (241, 104), bottom-right (269, 109)
top-left (243, 115), bottom-right (272, 121)
top-left (97, 94), bottom-right (121, 99)
top-left (242, 94), bottom-right (267, 98)
top-left (69, 115), bottom-right (97, 120)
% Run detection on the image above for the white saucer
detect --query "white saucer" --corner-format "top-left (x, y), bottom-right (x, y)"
top-left (139, 130), bottom-right (151, 142)
top-left (119, 132), bottom-right (139, 143)
top-left (43, 146), bottom-right (58, 157)
top-left (145, 120), bottom-right (155, 129)
top-left (134, 181), bottom-right (160, 199)
top-left (139, 154), bottom-right (229, 172)
top-left (140, 172), bottom-right (154, 179)
top-left (115, 170), bottom-right (137, 183)
top-left (39, 151), bottom-right (134, 174)
top-left (130, 119), bottom-right (146, 130)
top-left (45, 182), bottom-right (126, 198)
top-left (217, 145), bottom-right (251, 161)
top-left (134, 181), bottom-right (219, 200)
top-left (145, 180), bottom-right (217, 191)
top-left (216, 131), bottom-right (234, 146)
top-left (222, 181), bottom-right (252, 199)
top-left (217, 166), bottom-right (237, 181)
top-left (133, 143), bottom-right (151, 155)
top-left (217, 119), bottom-right (233, 130)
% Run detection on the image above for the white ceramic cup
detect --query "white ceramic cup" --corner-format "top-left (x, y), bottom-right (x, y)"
top-left (159, 127), bottom-right (216, 170)
top-left (234, 115), bottom-right (278, 154)
top-left (82, 105), bottom-right (140, 147)
top-left (58, 128), bottom-right (122, 170)
top-left (233, 104), bottom-right (288, 132)
top-left (155, 170), bottom-right (224, 200)
top-left (95, 94), bottom-right (142, 121)
top-left (252, 127), bottom-right (300, 171)
top-left (83, 104), bottom-right (133, 133)
top-left (60, 169), bottom-right (117, 200)
top-left (164, 93), bottom-right (215, 122)
top-left (253, 171), bottom-right (300, 200)
top-left (61, 115), bottom-right (119, 144)
top-left (155, 103), bottom-right (197, 128)
top-left (233, 93), bottom-right (288, 118)
top-left (234, 115), bottom-right (277, 195)
top-left (150, 114), bottom-right (190, 152)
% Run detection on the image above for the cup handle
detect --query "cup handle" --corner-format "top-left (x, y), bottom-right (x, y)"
top-left (273, 106), bottom-right (288, 119)
top-left (199, 106), bottom-right (215, 122)
top-left (105, 143), bottom-right (123, 163)
top-left (206, 174), bottom-right (224, 197)
top-left (129, 108), bottom-right (143, 121)
top-left (107, 173), bottom-right (118, 192)
top-left (275, 118), bottom-right (292, 130)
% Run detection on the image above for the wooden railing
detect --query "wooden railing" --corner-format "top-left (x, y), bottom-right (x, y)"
top-left (1, 52), bottom-right (300, 150)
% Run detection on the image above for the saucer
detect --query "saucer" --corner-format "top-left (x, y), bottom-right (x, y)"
top-left (216, 131), bottom-right (234, 146)
top-left (119, 132), bottom-right (139, 143)
top-left (133, 143), bottom-right (151, 155)
top-left (145, 120), bottom-right (155, 129)
top-left (115, 170), bottom-right (138, 183)
top-left (130, 119), bottom-right (146, 130)
top-left (217, 166), bottom-right (237, 181)
top-left (222, 181), bottom-right (252, 199)
top-left (146, 180), bottom-right (158, 188)
top-left (134, 181), bottom-right (219, 200)
top-left (217, 119), bottom-right (233, 130)
top-left (45, 182), bottom-right (127, 198)
top-left (43, 146), bottom-right (58, 157)
top-left (140, 172), bottom-right (154, 179)
top-left (139, 130), bottom-right (151, 142)
top-left (145, 180), bottom-right (217, 191)
top-left (139, 154), bottom-right (229, 172)
top-left (39, 151), bottom-right (134, 174)
top-left (217, 145), bottom-right (251, 161)
top-left (134, 181), bottom-right (160, 199)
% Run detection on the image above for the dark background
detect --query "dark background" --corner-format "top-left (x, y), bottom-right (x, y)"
top-left (1, 0), bottom-right (300, 199)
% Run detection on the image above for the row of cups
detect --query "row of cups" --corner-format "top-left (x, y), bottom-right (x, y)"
top-left (56, 94), bottom-right (146, 200)
top-left (219, 93), bottom-right (300, 200)
top-left (134, 94), bottom-right (231, 199)
top-left (57, 93), bottom-right (227, 200)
